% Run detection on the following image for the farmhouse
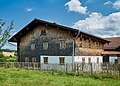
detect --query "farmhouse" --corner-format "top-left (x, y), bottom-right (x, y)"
top-left (8, 18), bottom-right (109, 65)
top-left (103, 37), bottom-right (120, 63)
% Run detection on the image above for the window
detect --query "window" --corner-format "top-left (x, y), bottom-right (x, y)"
top-left (32, 57), bottom-right (36, 62)
top-left (59, 57), bottom-right (65, 65)
top-left (25, 57), bottom-right (29, 62)
top-left (88, 58), bottom-right (91, 63)
top-left (96, 42), bottom-right (99, 49)
top-left (97, 57), bottom-right (99, 63)
top-left (43, 42), bottom-right (48, 50)
top-left (80, 42), bottom-right (82, 47)
top-left (31, 44), bottom-right (35, 50)
top-left (60, 41), bottom-right (66, 49)
top-left (88, 40), bottom-right (91, 48)
top-left (41, 29), bottom-right (46, 35)
top-left (31, 31), bottom-right (35, 39)
top-left (82, 57), bottom-right (85, 63)
top-left (44, 57), bottom-right (48, 64)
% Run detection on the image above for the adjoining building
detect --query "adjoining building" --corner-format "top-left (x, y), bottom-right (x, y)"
top-left (102, 37), bottom-right (120, 64)
top-left (8, 18), bottom-right (109, 65)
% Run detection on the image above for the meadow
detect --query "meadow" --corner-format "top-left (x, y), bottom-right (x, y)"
top-left (0, 67), bottom-right (120, 86)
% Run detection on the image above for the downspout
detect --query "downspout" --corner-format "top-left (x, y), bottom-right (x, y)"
top-left (72, 30), bottom-right (81, 71)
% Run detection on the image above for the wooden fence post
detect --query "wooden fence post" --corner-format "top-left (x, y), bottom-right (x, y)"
top-left (107, 63), bottom-right (109, 73)
top-left (91, 63), bottom-right (93, 74)
top-left (65, 64), bottom-right (67, 72)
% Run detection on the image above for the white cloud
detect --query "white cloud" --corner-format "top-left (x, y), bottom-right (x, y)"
top-left (104, 0), bottom-right (120, 10)
top-left (104, 1), bottom-right (113, 5)
top-left (113, 0), bottom-right (120, 9)
top-left (25, 8), bottom-right (33, 12)
top-left (65, 0), bottom-right (87, 14)
top-left (73, 12), bottom-right (120, 37)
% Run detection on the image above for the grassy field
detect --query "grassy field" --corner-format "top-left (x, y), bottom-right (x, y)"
top-left (0, 67), bottom-right (120, 86)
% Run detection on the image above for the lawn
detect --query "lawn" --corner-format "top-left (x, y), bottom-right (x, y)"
top-left (0, 67), bottom-right (120, 86)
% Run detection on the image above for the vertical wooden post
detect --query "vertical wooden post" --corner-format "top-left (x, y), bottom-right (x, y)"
top-left (107, 63), bottom-right (109, 73)
top-left (91, 63), bottom-right (93, 74)
top-left (65, 64), bottom-right (67, 72)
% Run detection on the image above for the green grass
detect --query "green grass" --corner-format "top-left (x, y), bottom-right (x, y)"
top-left (0, 67), bottom-right (120, 86)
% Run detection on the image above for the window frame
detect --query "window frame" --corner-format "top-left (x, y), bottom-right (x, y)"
top-left (31, 44), bottom-right (35, 50)
top-left (82, 57), bottom-right (85, 63)
top-left (32, 57), bottom-right (36, 62)
top-left (88, 57), bottom-right (91, 64)
top-left (60, 40), bottom-right (66, 49)
top-left (97, 57), bottom-right (99, 63)
top-left (59, 57), bottom-right (65, 65)
top-left (25, 57), bottom-right (29, 62)
top-left (41, 29), bottom-right (46, 35)
top-left (44, 57), bottom-right (48, 64)
top-left (43, 42), bottom-right (48, 50)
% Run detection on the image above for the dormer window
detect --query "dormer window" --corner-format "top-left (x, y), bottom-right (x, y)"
top-left (41, 29), bottom-right (46, 35)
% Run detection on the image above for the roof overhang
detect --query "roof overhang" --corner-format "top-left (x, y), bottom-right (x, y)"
top-left (102, 51), bottom-right (120, 55)
top-left (8, 18), bottom-right (110, 44)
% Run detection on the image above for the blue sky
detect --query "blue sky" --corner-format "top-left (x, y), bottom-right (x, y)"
top-left (0, 0), bottom-right (120, 50)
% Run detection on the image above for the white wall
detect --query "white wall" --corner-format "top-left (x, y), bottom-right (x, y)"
top-left (40, 55), bottom-right (103, 72)
top-left (109, 55), bottom-right (118, 63)
top-left (74, 56), bottom-right (103, 63)
top-left (40, 55), bottom-right (73, 64)
top-left (40, 55), bottom-right (73, 71)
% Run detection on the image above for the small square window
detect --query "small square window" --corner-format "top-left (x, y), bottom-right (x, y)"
top-left (60, 41), bottom-right (66, 49)
top-left (32, 57), bottom-right (36, 62)
top-left (44, 57), bottom-right (48, 64)
top-left (59, 57), bottom-right (65, 65)
top-left (82, 57), bottom-right (85, 63)
top-left (97, 57), bottom-right (99, 63)
top-left (88, 58), bottom-right (91, 63)
top-left (31, 44), bottom-right (35, 50)
top-left (25, 57), bottom-right (29, 62)
top-left (80, 42), bottom-right (82, 47)
top-left (43, 42), bottom-right (48, 50)
top-left (41, 29), bottom-right (46, 35)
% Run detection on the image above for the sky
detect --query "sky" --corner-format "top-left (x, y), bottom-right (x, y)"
top-left (0, 0), bottom-right (120, 50)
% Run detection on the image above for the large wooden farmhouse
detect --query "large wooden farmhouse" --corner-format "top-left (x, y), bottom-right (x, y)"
top-left (103, 37), bottom-right (120, 63)
top-left (9, 18), bottom-right (109, 65)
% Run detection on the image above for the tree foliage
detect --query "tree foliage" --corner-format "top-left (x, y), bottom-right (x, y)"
top-left (0, 19), bottom-right (13, 49)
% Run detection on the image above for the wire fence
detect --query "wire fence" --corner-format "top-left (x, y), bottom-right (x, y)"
top-left (0, 62), bottom-right (120, 76)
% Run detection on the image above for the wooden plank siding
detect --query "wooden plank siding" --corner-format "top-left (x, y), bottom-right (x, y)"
top-left (18, 24), bottom-right (74, 62)
top-left (9, 19), bottom-right (110, 62)
top-left (75, 37), bottom-right (104, 56)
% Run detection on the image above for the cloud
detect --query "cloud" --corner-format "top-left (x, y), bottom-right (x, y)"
top-left (104, 0), bottom-right (120, 10)
top-left (73, 12), bottom-right (120, 37)
top-left (113, 0), bottom-right (120, 10)
top-left (65, 0), bottom-right (87, 14)
top-left (104, 1), bottom-right (113, 5)
top-left (25, 8), bottom-right (33, 12)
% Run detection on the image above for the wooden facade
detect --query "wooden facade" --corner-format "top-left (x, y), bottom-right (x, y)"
top-left (9, 19), bottom-right (109, 62)
top-left (103, 37), bottom-right (120, 64)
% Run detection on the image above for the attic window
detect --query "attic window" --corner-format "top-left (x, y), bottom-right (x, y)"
top-left (41, 29), bottom-right (46, 35)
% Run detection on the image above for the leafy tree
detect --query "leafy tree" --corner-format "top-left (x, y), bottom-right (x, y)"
top-left (0, 19), bottom-right (13, 61)
top-left (0, 19), bottom-right (13, 49)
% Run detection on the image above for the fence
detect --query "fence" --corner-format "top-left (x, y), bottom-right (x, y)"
top-left (0, 62), bottom-right (120, 76)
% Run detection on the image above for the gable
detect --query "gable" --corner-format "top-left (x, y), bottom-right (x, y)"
top-left (8, 18), bottom-right (110, 44)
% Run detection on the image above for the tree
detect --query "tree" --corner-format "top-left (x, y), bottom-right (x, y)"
top-left (0, 19), bottom-right (13, 49)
